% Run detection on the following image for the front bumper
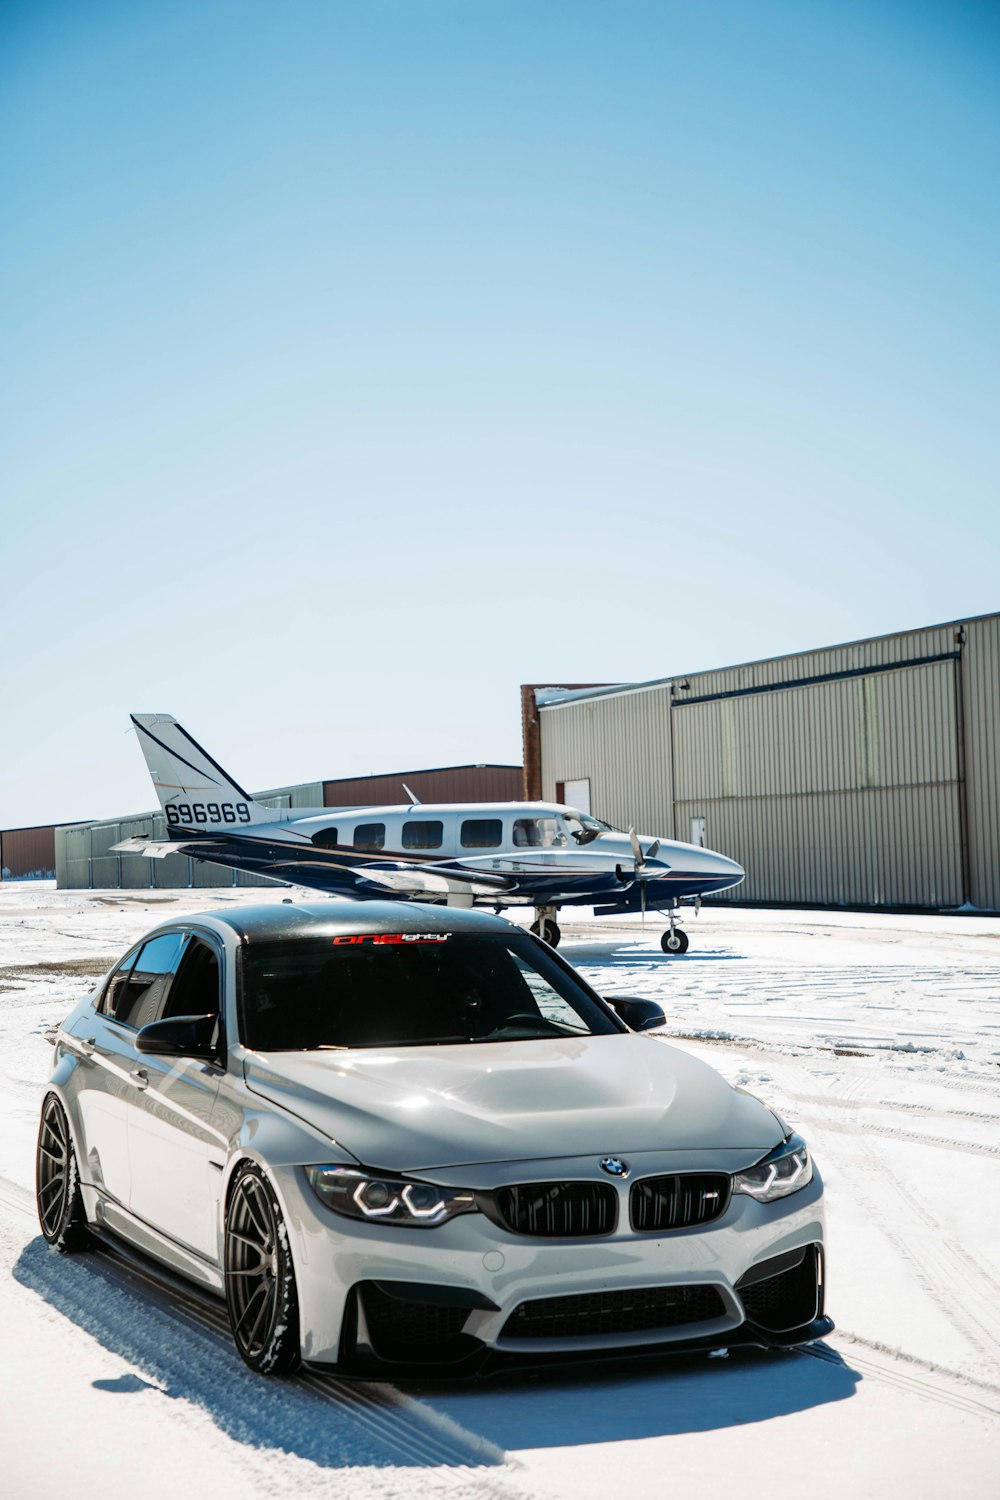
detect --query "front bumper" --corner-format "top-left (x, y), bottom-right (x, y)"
top-left (270, 1159), bottom-right (827, 1370)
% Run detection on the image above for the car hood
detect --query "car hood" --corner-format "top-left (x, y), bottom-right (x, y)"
top-left (243, 1034), bottom-right (783, 1172)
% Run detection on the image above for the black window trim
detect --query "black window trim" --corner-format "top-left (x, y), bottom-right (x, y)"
top-left (96, 926), bottom-right (226, 1044)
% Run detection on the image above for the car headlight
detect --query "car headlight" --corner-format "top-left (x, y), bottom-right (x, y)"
top-left (732, 1133), bottom-right (813, 1203)
top-left (304, 1165), bottom-right (478, 1228)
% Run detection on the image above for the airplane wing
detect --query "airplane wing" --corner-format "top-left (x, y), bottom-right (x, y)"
top-left (111, 835), bottom-right (515, 899)
top-left (111, 838), bottom-right (187, 859)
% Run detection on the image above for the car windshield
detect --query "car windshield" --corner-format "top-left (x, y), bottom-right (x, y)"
top-left (562, 812), bottom-right (614, 845)
top-left (239, 931), bottom-right (621, 1050)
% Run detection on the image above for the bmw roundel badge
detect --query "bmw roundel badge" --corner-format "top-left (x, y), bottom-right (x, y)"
top-left (600, 1156), bottom-right (629, 1178)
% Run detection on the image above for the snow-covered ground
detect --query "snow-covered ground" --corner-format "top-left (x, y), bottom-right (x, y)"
top-left (2, 883), bottom-right (998, 1498)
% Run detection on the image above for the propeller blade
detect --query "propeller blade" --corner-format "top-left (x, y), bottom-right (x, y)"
top-left (628, 826), bottom-right (644, 869)
top-left (646, 839), bottom-right (660, 862)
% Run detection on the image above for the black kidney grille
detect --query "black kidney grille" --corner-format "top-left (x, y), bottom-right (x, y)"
top-left (503, 1284), bottom-right (726, 1341)
top-left (630, 1173), bottom-right (731, 1232)
top-left (494, 1181), bottom-right (618, 1237)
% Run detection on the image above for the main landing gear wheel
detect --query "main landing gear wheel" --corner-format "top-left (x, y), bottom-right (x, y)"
top-left (225, 1163), bottom-right (301, 1375)
top-left (36, 1094), bottom-right (90, 1252)
top-left (530, 918), bottom-right (562, 947)
top-left (661, 928), bottom-right (689, 955)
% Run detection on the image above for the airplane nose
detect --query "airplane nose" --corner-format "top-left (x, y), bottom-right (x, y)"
top-left (708, 851), bottom-right (745, 885)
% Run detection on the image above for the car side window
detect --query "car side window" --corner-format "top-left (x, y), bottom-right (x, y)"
top-left (98, 951), bottom-right (141, 1020)
top-left (109, 932), bottom-right (188, 1030)
top-left (460, 819), bottom-right (502, 849)
top-left (163, 937), bottom-right (221, 1021)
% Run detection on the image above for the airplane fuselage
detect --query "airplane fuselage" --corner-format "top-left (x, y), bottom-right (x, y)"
top-left (167, 799), bottom-right (744, 910)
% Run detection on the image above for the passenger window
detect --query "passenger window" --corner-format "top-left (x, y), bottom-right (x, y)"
top-left (311, 827), bottom-right (339, 849)
top-left (513, 817), bottom-right (566, 849)
top-left (163, 938), bottom-right (221, 1024)
top-left (353, 823), bottom-right (385, 851)
top-left (402, 820), bottom-right (443, 850)
top-left (461, 819), bottom-right (502, 849)
top-left (110, 932), bottom-right (188, 1030)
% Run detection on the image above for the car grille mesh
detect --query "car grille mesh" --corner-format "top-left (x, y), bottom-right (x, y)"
top-left (493, 1181), bottom-right (618, 1237)
top-left (360, 1284), bottom-right (471, 1362)
top-left (629, 1173), bottom-right (731, 1232)
top-left (502, 1284), bottom-right (726, 1340)
top-left (737, 1248), bottom-right (820, 1332)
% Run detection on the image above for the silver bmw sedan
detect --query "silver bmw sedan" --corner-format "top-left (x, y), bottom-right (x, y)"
top-left (37, 900), bottom-right (829, 1374)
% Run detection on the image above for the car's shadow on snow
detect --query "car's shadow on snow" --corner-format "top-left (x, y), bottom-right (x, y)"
top-left (13, 1235), bottom-right (860, 1463)
top-left (12, 1235), bottom-right (493, 1469)
top-left (409, 1342), bottom-right (861, 1446)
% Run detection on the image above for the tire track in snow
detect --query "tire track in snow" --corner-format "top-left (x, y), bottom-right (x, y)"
top-left (766, 1059), bottom-right (1000, 1369)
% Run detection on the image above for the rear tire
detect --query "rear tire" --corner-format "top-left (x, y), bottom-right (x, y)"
top-left (224, 1163), bottom-right (301, 1375)
top-left (36, 1094), bottom-right (90, 1252)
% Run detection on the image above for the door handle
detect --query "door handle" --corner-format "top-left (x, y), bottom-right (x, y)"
top-left (130, 1068), bottom-right (149, 1091)
top-left (78, 1037), bottom-right (96, 1058)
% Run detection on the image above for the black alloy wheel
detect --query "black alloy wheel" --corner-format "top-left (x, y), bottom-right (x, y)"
top-left (36, 1094), bottom-right (89, 1251)
top-left (224, 1164), bottom-right (301, 1374)
top-left (661, 928), bottom-right (689, 954)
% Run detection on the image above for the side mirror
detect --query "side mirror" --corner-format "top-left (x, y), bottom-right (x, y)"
top-left (606, 995), bottom-right (666, 1032)
top-left (136, 1014), bottom-right (218, 1059)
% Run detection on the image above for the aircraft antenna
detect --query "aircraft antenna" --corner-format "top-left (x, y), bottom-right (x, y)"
top-left (402, 783), bottom-right (421, 805)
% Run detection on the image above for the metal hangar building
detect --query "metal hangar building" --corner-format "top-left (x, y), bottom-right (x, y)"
top-left (523, 612), bottom-right (1000, 912)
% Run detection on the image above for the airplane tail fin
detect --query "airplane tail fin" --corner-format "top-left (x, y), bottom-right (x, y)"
top-left (130, 714), bottom-right (276, 828)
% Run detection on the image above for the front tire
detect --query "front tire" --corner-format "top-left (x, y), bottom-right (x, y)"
top-left (531, 918), bottom-right (562, 947)
top-left (224, 1163), bottom-right (301, 1375)
top-left (661, 928), bottom-right (689, 954)
top-left (36, 1094), bottom-right (90, 1252)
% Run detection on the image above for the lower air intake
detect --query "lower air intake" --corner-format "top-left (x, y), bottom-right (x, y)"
top-left (737, 1246), bottom-right (821, 1332)
top-left (359, 1283), bottom-right (473, 1363)
top-left (502, 1284), bottom-right (726, 1341)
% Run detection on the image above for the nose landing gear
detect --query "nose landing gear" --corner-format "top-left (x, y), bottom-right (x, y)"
top-left (660, 902), bottom-right (691, 955)
top-left (530, 906), bottom-right (562, 947)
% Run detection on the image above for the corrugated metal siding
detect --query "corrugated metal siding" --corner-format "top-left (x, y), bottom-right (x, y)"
top-left (540, 686), bottom-right (674, 834)
top-left (1, 825), bottom-right (57, 878)
top-left (671, 621), bottom-right (960, 703)
top-left (118, 814), bottom-right (156, 890)
top-left (539, 618), bottom-right (997, 910)
top-left (324, 766), bottom-right (523, 808)
top-left (62, 826), bottom-right (92, 890)
top-left (964, 615), bottom-right (1000, 910)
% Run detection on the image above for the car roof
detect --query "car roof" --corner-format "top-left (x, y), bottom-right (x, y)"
top-left (184, 899), bottom-right (514, 945)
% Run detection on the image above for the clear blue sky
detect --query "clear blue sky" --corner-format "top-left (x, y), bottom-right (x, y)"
top-left (2, 0), bottom-right (998, 827)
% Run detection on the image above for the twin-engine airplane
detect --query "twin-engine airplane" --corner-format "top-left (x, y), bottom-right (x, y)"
top-left (113, 714), bottom-right (745, 953)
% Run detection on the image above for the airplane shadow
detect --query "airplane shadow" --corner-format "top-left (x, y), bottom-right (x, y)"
top-left (411, 1342), bottom-right (860, 1448)
top-left (563, 941), bottom-right (746, 965)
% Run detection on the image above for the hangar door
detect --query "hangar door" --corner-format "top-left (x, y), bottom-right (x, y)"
top-left (672, 659), bottom-right (964, 908)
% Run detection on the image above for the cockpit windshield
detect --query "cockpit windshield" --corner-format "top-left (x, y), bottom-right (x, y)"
top-left (561, 812), bottom-right (614, 845)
